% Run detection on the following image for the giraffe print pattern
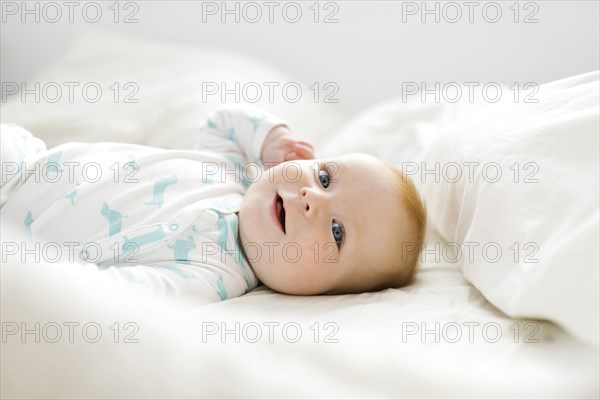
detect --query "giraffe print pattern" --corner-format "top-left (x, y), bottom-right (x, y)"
top-left (1, 105), bottom-right (287, 305)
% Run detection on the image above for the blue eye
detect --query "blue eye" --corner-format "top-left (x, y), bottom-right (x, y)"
top-left (319, 169), bottom-right (330, 188)
top-left (332, 221), bottom-right (345, 247)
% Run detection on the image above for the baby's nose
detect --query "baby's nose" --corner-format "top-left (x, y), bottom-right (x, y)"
top-left (299, 187), bottom-right (323, 215)
top-left (299, 188), bottom-right (310, 213)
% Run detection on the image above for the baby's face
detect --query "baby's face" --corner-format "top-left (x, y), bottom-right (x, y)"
top-left (238, 153), bottom-right (411, 295)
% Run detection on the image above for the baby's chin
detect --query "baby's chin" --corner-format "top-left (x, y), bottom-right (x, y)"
top-left (252, 259), bottom-right (343, 296)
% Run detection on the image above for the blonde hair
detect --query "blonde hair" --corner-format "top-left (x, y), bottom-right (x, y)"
top-left (379, 161), bottom-right (427, 288)
top-left (331, 160), bottom-right (427, 295)
top-left (324, 160), bottom-right (427, 294)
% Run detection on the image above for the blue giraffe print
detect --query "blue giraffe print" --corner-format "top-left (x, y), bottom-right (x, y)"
top-left (224, 155), bottom-right (251, 189)
top-left (45, 151), bottom-right (63, 175)
top-left (125, 155), bottom-right (139, 172)
top-left (167, 236), bottom-right (196, 264)
top-left (216, 213), bottom-right (250, 288)
top-left (123, 156), bottom-right (140, 182)
top-left (216, 213), bottom-right (229, 249)
top-left (190, 219), bottom-right (214, 235)
top-left (122, 225), bottom-right (166, 254)
top-left (228, 214), bottom-right (254, 293)
top-left (240, 169), bottom-right (251, 189)
top-left (145, 175), bottom-right (177, 208)
top-left (228, 215), bottom-right (249, 269)
top-left (207, 119), bottom-right (218, 129)
top-left (248, 115), bottom-right (265, 132)
top-left (216, 275), bottom-right (228, 300)
top-left (101, 202), bottom-right (127, 236)
top-left (65, 183), bottom-right (80, 206)
top-left (24, 211), bottom-right (33, 240)
top-left (226, 127), bottom-right (236, 142)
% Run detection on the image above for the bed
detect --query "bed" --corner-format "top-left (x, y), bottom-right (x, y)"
top-left (1, 30), bottom-right (598, 399)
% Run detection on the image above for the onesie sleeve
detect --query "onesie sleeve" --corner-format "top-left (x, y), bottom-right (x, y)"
top-left (194, 104), bottom-right (289, 165)
top-left (96, 262), bottom-right (226, 308)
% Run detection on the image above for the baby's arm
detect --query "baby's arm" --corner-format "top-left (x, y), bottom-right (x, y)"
top-left (195, 104), bottom-right (314, 167)
top-left (96, 262), bottom-right (225, 308)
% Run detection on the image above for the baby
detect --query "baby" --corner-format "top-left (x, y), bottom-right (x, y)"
top-left (0, 105), bottom-right (426, 306)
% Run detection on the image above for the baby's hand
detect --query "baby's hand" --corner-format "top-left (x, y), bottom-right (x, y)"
top-left (260, 125), bottom-right (315, 168)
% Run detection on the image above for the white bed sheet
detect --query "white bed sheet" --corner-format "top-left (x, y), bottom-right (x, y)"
top-left (1, 31), bottom-right (598, 398)
top-left (2, 227), bottom-right (597, 399)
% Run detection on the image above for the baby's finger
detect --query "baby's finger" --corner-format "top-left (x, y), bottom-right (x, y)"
top-left (284, 151), bottom-right (302, 161)
top-left (295, 139), bottom-right (314, 149)
top-left (293, 143), bottom-right (315, 159)
top-left (295, 140), bottom-right (315, 154)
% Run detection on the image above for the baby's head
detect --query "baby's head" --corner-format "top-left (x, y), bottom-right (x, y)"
top-left (238, 153), bottom-right (426, 295)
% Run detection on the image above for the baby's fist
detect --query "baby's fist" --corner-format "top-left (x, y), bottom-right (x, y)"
top-left (261, 125), bottom-right (315, 168)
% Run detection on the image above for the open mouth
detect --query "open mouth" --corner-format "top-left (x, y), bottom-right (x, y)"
top-left (274, 193), bottom-right (286, 234)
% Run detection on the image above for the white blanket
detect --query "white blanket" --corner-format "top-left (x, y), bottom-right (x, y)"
top-left (321, 71), bottom-right (600, 349)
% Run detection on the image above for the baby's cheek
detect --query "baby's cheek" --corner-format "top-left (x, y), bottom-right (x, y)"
top-left (294, 255), bottom-right (331, 283)
top-left (272, 260), bottom-right (334, 295)
top-left (253, 240), bottom-right (336, 294)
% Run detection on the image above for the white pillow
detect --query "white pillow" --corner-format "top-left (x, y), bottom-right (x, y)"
top-left (1, 29), bottom-right (349, 150)
top-left (319, 98), bottom-right (449, 162)
top-left (419, 71), bottom-right (599, 348)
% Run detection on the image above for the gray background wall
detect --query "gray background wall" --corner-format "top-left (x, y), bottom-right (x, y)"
top-left (1, 0), bottom-right (599, 113)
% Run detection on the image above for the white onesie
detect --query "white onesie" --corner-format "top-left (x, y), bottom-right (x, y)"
top-left (0, 105), bottom-right (287, 306)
